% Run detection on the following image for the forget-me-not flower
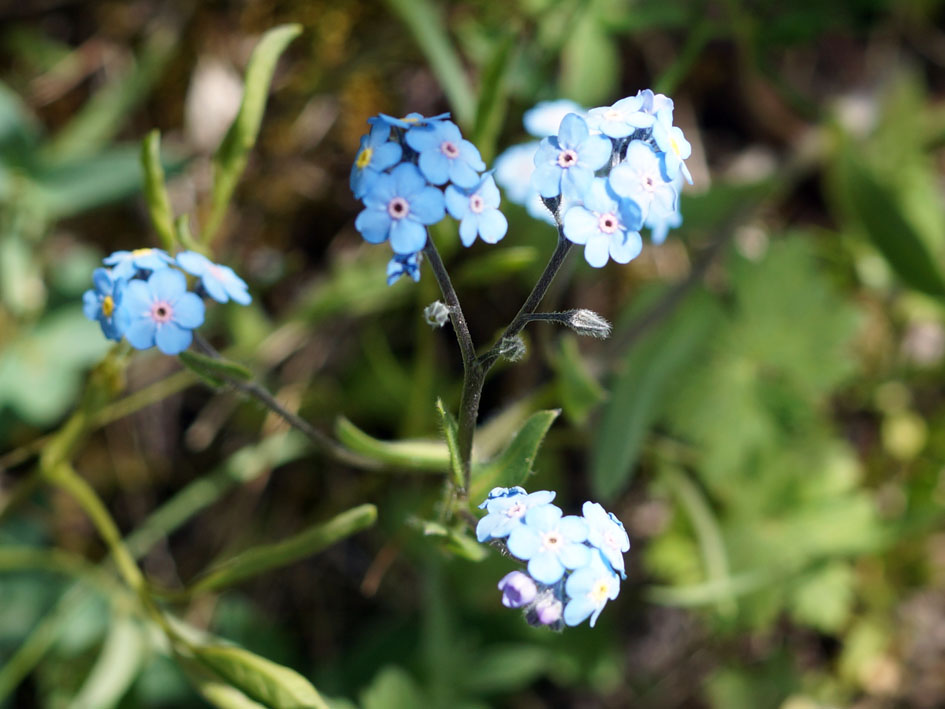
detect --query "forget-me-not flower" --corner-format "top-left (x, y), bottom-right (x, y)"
top-left (586, 95), bottom-right (654, 137)
top-left (498, 571), bottom-right (538, 608)
top-left (524, 99), bottom-right (585, 138)
top-left (582, 501), bottom-right (630, 578)
top-left (476, 488), bottom-right (555, 542)
top-left (608, 141), bottom-right (677, 220)
top-left (506, 504), bottom-right (590, 584)
top-left (532, 114), bottom-right (611, 200)
top-left (104, 248), bottom-right (172, 280)
top-left (82, 268), bottom-right (125, 341)
top-left (386, 252), bottom-right (421, 286)
top-left (117, 268), bottom-right (205, 355)
top-left (355, 163), bottom-right (445, 254)
top-left (494, 142), bottom-right (539, 206)
top-left (369, 111), bottom-right (451, 130)
top-left (564, 551), bottom-right (620, 628)
top-left (350, 123), bottom-right (403, 198)
top-left (405, 119), bottom-right (486, 188)
top-left (562, 178), bottom-right (643, 268)
top-left (651, 110), bottom-right (693, 184)
top-left (445, 174), bottom-right (508, 247)
top-left (176, 251), bottom-right (251, 305)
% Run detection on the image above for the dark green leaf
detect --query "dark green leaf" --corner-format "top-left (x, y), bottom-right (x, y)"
top-left (178, 350), bottom-right (253, 385)
top-left (435, 398), bottom-right (465, 489)
top-left (140, 130), bottom-right (176, 251)
top-left (333, 416), bottom-right (449, 472)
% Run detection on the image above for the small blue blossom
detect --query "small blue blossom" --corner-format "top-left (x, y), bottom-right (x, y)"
top-left (645, 195), bottom-right (682, 245)
top-left (104, 248), bottom-right (173, 280)
top-left (350, 123), bottom-right (403, 199)
top-left (636, 89), bottom-right (674, 118)
top-left (479, 486), bottom-right (527, 508)
top-left (355, 163), bottom-right (446, 254)
top-left (564, 551), bottom-right (620, 628)
top-left (586, 95), bottom-right (654, 138)
top-left (176, 251), bottom-right (251, 305)
top-left (405, 120), bottom-right (486, 188)
top-left (494, 142), bottom-right (539, 206)
top-left (582, 501), bottom-right (630, 578)
top-left (498, 571), bottom-right (537, 608)
top-left (532, 114), bottom-right (612, 200)
top-left (476, 488), bottom-right (555, 542)
top-left (117, 268), bottom-right (205, 355)
top-left (651, 109), bottom-right (693, 185)
top-left (608, 141), bottom-right (677, 220)
top-left (369, 111), bottom-right (451, 130)
top-left (82, 268), bottom-right (125, 341)
top-left (562, 178), bottom-right (643, 268)
top-left (523, 99), bottom-right (585, 138)
top-left (506, 504), bottom-right (590, 584)
top-left (386, 252), bottom-right (421, 286)
top-left (445, 174), bottom-right (508, 247)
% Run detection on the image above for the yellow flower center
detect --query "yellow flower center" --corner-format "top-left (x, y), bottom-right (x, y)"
top-left (356, 147), bottom-right (373, 169)
top-left (102, 295), bottom-right (114, 317)
top-left (132, 248), bottom-right (153, 257)
top-left (670, 136), bottom-right (680, 157)
top-left (590, 579), bottom-right (611, 604)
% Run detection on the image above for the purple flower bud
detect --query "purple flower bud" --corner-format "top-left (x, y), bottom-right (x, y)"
top-left (533, 595), bottom-right (563, 625)
top-left (498, 571), bottom-right (537, 608)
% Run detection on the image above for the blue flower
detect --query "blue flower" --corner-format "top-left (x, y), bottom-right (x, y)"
top-left (532, 114), bottom-right (612, 200)
top-left (506, 504), bottom-right (590, 584)
top-left (586, 95), bottom-right (654, 138)
top-left (355, 163), bottom-right (446, 254)
top-left (103, 248), bottom-right (173, 280)
top-left (82, 268), bottom-right (125, 341)
top-left (636, 89), bottom-right (674, 118)
top-left (494, 143), bottom-right (539, 206)
top-left (498, 571), bottom-right (537, 608)
top-left (369, 111), bottom-right (451, 130)
top-left (117, 268), bottom-right (206, 355)
top-left (386, 252), bottom-right (421, 286)
top-left (445, 174), bottom-right (508, 247)
top-left (651, 109), bottom-right (693, 185)
top-left (582, 501), bottom-right (630, 578)
top-left (476, 488), bottom-right (555, 542)
top-left (608, 141), bottom-right (677, 220)
top-left (405, 120), bottom-right (486, 188)
top-left (478, 486), bottom-right (527, 508)
top-left (350, 123), bottom-right (403, 199)
top-left (645, 195), bottom-right (682, 245)
top-left (176, 251), bottom-right (251, 305)
top-left (523, 99), bottom-right (585, 138)
top-left (562, 178), bottom-right (643, 268)
top-left (564, 551), bottom-right (620, 628)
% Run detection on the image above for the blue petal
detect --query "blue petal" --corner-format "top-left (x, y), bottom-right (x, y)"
top-left (392, 162), bottom-right (427, 196)
top-left (82, 290), bottom-right (99, 320)
top-left (92, 268), bottom-right (112, 294)
top-left (557, 114), bottom-right (589, 149)
top-left (558, 515), bottom-right (589, 542)
top-left (355, 208), bottom-right (391, 244)
top-left (458, 140), bottom-right (486, 172)
top-left (562, 165), bottom-right (594, 201)
top-left (479, 175), bottom-right (501, 208)
top-left (373, 142), bottom-right (403, 172)
top-left (477, 209), bottom-right (507, 244)
top-left (564, 597), bottom-right (594, 627)
top-left (458, 215), bottom-right (478, 247)
top-left (404, 124), bottom-right (440, 152)
top-left (122, 280), bottom-right (152, 314)
top-left (559, 542), bottom-right (591, 570)
top-left (532, 164), bottom-right (562, 199)
top-left (563, 206), bottom-right (596, 245)
top-left (124, 317), bottom-right (156, 350)
top-left (155, 322), bottom-right (193, 355)
top-left (507, 524), bottom-right (540, 560)
top-left (444, 185), bottom-right (470, 220)
top-left (578, 134), bottom-right (613, 171)
top-left (610, 231), bottom-right (642, 264)
top-left (524, 503), bottom-right (562, 530)
top-left (409, 186), bottom-right (446, 225)
top-left (202, 275), bottom-right (229, 303)
top-left (148, 268), bottom-right (187, 300)
top-left (172, 292), bottom-right (206, 329)
top-left (448, 160), bottom-right (480, 189)
top-left (176, 251), bottom-right (210, 276)
top-left (389, 219), bottom-right (427, 254)
top-left (418, 150), bottom-right (450, 185)
top-left (584, 234), bottom-right (610, 267)
top-left (528, 552), bottom-right (564, 584)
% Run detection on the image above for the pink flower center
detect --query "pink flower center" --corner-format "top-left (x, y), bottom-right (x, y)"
top-left (388, 196), bottom-right (410, 220)
top-left (469, 194), bottom-right (485, 214)
top-left (151, 300), bottom-right (173, 324)
top-left (505, 501), bottom-right (526, 518)
top-left (603, 529), bottom-right (621, 549)
top-left (557, 149), bottom-right (578, 168)
top-left (540, 530), bottom-right (562, 551)
top-left (598, 213), bottom-right (619, 234)
top-left (440, 141), bottom-right (460, 158)
top-left (208, 264), bottom-right (225, 281)
top-left (643, 175), bottom-right (655, 191)
top-left (604, 108), bottom-right (621, 121)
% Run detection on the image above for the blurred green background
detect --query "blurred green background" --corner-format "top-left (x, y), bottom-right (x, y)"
top-left (2, 0), bottom-right (945, 707)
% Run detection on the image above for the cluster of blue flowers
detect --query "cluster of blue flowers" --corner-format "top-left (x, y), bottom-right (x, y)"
top-left (477, 486), bottom-right (629, 629)
top-left (494, 91), bottom-right (690, 267)
top-left (82, 247), bottom-right (251, 355)
top-left (350, 113), bottom-right (508, 285)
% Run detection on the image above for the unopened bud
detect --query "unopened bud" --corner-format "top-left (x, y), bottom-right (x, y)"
top-left (565, 309), bottom-right (612, 339)
top-left (424, 300), bottom-right (450, 328)
top-left (498, 335), bottom-right (526, 362)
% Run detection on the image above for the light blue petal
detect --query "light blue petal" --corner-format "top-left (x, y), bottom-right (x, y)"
top-left (405, 124), bottom-right (440, 152)
top-left (557, 114), bottom-right (589, 149)
top-left (477, 209), bottom-right (507, 244)
top-left (409, 186), bottom-right (446, 225)
top-left (155, 322), bottom-right (193, 355)
top-left (458, 140), bottom-right (486, 172)
top-left (176, 251), bottom-right (211, 276)
top-left (564, 597), bottom-right (594, 627)
top-left (355, 208), bottom-right (391, 244)
top-left (559, 542), bottom-right (591, 570)
top-left (558, 516), bottom-right (589, 543)
top-left (507, 524), bottom-right (540, 560)
top-left (579, 134), bottom-right (613, 171)
top-left (124, 318), bottom-right (156, 350)
top-left (526, 490), bottom-right (556, 506)
top-left (92, 268), bottom-right (112, 294)
top-left (524, 503), bottom-right (562, 530)
top-left (562, 165), bottom-right (594, 199)
top-left (479, 175), bottom-right (501, 208)
top-left (448, 159), bottom-right (480, 189)
top-left (372, 141), bottom-right (402, 171)
top-left (458, 216), bottom-right (478, 247)
top-left (476, 514), bottom-right (499, 542)
top-left (82, 290), bottom-right (99, 320)
top-left (444, 185), bottom-right (469, 220)
top-left (610, 231), bottom-right (643, 264)
top-left (392, 162), bottom-right (427, 195)
top-left (202, 275), bottom-right (229, 303)
top-left (389, 219), bottom-right (427, 254)
top-left (172, 292), bottom-right (205, 329)
top-left (418, 150), bottom-right (450, 185)
top-left (148, 268), bottom-right (187, 300)
top-left (563, 206), bottom-right (596, 245)
top-left (122, 280), bottom-right (152, 313)
top-left (532, 163), bottom-right (562, 199)
top-left (528, 552), bottom-right (564, 584)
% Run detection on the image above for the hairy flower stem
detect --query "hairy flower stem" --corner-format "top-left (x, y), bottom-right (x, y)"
top-left (424, 232), bottom-right (573, 500)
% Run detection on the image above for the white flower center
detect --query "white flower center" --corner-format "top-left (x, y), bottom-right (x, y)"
top-left (557, 149), bottom-right (578, 169)
top-left (540, 530), bottom-right (562, 552)
top-left (469, 194), bottom-right (485, 214)
top-left (598, 213), bottom-right (619, 234)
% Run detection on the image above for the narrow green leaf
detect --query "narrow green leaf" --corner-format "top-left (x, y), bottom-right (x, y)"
top-left (551, 335), bottom-right (606, 426)
top-left (193, 644), bottom-right (329, 709)
top-left (454, 246), bottom-right (539, 286)
top-left (408, 518), bottom-right (488, 562)
top-left (68, 615), bottom-right (144, 709)
top-left (435, 398), bottom-right (465, 489)
top-left (469, 409), bottom-right (559, 503)
top-left (591, 291), bottom-right (719, 500)
top-left (646, 568), bottom-right (778, 607)
top-left (204, 24), bottom-right (301, 245)
top-left (560, 9), bottom-right (617, 106)
top-left (833, 144), bottom-right (945, 297)
top-left (196, 681), bottom-right (268, 709)
top-left (334, 417), bottom-right (449, 472)
top-left (189, 504), bottom-right (377, 594)
top-left (175, 214), bottom-right (202, 252)
top-left (360, 666), bottom-right (427, 709)
top-left (141, 130), bottom-right (176, 251)
top-left (472, 33), bottom-right (514, 161)
top-left (179, 350), bottom-right (253, 385)
top-left (383, 0), bottom-right (475, 128)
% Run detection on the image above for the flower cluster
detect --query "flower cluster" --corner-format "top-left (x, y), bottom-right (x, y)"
top-left (494, 90), bottom-right (691, 267)
top-left (351, 113), bottom-right (508, 285)
top-left (82, 247), bottom-right (251, 355)
top-left (477, 486), bottom-right (629, 629)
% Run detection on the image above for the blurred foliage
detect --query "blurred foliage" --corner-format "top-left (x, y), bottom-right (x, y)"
top-left (1, 0), bottom-right (945, 707)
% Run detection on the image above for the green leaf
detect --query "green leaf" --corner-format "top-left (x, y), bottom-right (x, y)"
top-left (788, 562), bottom-right (855, 633)
top-left (360, 666), bottom-right (427, 709)
top-left (832, 143), bottom-right (945, 297)
top-left (551, 334), bottom-right (606, 426)
top-left (188, 504), bottom-right (377, 594)
top-left (204, 24), bottom-right (301, 245)
top-left (472, 33), bottom-right (514, 161)
top-left (178, 350), bottom-right (253, 387)
top-left (193, 644), bottom-right (329, 709)
top-left (454, 246), bottom-right (539, 286)
top-left (461, 644), bottom-right (552, 694)
top-left (140, 130), bottom-right (176, 251)
top-left (409, 518), bottom-right (488, 562)
top-left (559, 7), bottom-right (617, 105)
top-left (592, 291), bottom-right (719, 500)
top-left (469, 409), bottom-right (559, 503)
top-left (334, 416), bottom-right (449, 472)
top-left (435, 398), bottom-right (465, 489)
top-left (68, 615), bottom-right (144, 709)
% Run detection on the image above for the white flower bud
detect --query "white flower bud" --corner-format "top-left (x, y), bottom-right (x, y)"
top-left (424, 300), bottom-right (450, 328)
top-left (565, 309), bottom-right (612, 339)
top-left (498, 335), bottom-right (526, 362)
